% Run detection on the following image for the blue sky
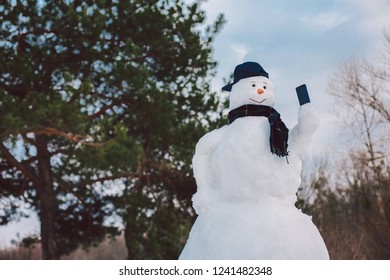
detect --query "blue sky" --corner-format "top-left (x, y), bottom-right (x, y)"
top-left (1, 0), bottom-right (390, 248)
top-left (203, 0), bottom-right (390, 155)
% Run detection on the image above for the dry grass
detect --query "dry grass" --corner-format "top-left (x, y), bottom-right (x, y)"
top-left (0, 243), bottom-right (42, 260)
top-left (62, 235), bottom-right (127, 260)
top-left (0, 235), bottom-right (127, 260)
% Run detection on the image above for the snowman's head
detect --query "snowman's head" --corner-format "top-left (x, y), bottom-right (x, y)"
top-left (228, 76), bottom-right (275, 110)
top-left (222, 61), bottom-right (276, 110)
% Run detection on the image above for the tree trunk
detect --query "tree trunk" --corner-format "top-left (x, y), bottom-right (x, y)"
top-left (35, 134), bottom-right (58, 259)
top-left (124, 223), bottom-right (137, 259)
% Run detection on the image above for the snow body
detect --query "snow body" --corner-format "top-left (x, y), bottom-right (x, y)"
top-left (179, 76), bottom-right (329, 260)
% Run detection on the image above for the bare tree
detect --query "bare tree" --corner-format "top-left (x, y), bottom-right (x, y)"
top-left (324, 29), bottom-right (390, 258)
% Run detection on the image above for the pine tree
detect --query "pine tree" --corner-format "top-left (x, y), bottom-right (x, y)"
top-left (0, 0), bottom-right (225, 259)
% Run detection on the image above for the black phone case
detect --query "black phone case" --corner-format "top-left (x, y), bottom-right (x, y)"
top-left (296, 84), bottom-right (310, 106)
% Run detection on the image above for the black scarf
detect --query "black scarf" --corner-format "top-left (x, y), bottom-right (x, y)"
top-left (228, 104), bottom-right (289, 158)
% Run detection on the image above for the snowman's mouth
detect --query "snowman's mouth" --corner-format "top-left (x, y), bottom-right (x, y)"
top-left (249, 98), bottom-right (267, 104)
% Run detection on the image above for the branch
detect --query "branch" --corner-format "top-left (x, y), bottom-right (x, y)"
top-left (17, 30), bottom-right (58, 55)
top-left (0, 82), bottom-right (29, 99)
top-left (88, 98), bottom-right (129, 120)
top-left (0, 156), bottom-right (37, 173)
top-left (31, 127), bottom-right (103, 147)
top-left (0, 176), bottom-right (32, 199)
top-left (88, 102), bottom-right (119, 120)
top-left (63, 173), bottom-right (138, 190)
top-left (85, 174), bottom-right (136, 187)
top-left (0, 143), bottom-right (40, 186)
top-left (369, 96), bottom-right (390, 123)
top-left (33, 127), bottom-right (84, 141)
top-left (0, 176), bottom-right (16, 191)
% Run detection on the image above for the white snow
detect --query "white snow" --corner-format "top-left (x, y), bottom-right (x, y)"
top-left (179, 72), bottom-right (329, 260)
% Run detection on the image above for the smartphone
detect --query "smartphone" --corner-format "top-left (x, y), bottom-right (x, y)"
top-left (296, 84), bottom-right (310, 106)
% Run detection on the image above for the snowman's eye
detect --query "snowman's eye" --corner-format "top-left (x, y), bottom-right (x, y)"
top-left (251, 83), bottom-right (256, 87)
top-left (263, 86), bottom-right (267, 89)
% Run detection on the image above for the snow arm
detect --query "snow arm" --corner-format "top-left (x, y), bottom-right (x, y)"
top-left (289, 103), bottom-right (320, 158)
top-left (191, 127), bottom-right (226, 214)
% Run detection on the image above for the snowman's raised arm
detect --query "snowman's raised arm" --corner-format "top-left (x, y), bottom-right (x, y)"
top-left (289, 102), bottom-right (320, 158)
top-left (191, 127), bottom-right (226, 214)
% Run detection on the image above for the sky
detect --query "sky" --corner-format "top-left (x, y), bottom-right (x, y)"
top-left (203, 0), bottom-right (390, 156)
top-left (1, 0), bottom-right (390, 248)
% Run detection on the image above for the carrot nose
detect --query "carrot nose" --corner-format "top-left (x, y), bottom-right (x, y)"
top-left (257, 88), bottom-right (264, 94)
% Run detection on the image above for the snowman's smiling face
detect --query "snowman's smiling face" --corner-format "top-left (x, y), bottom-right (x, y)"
top-left (229, 76), bottom-right (275, 110)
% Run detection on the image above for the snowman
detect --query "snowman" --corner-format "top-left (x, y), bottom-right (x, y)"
top-left (179, 61), bottom-right (329, 260)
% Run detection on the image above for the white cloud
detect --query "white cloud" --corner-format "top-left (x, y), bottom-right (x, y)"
top-left (231, 44), bottom-right (249, 63)
top-left (341, 0), bottom-right (390, 57)
top-left (199, 0), bottom-right (390, 161)
top-left (350, 0), bottom-right (390, 33)
top-left (301, 11), bottom-right (350, 31)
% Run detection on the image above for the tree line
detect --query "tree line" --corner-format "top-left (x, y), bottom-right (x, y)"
top-left (0, 0), bottom-right (225, 259)
top-left (297, 30), bottom-right (390, 259)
